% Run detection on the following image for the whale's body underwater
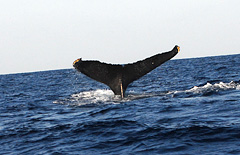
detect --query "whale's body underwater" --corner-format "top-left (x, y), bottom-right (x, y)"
top-left (73, 45), bottom-right (180, 98)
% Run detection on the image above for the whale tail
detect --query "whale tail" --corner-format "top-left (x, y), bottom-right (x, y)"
top-left (73, 45), bottom-right (180, 98)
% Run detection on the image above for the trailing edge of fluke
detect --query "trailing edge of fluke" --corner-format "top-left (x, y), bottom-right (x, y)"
top-left (73, 45), bottom-right (180, 98)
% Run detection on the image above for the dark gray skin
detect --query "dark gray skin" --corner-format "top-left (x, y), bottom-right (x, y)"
top-left (73, 45), bottom-right (179, 98)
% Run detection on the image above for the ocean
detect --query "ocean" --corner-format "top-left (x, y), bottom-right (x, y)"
top-left (1, 54), bottom-right (240, 155)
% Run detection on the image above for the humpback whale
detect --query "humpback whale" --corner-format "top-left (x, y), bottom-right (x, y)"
top-left (73, 45), bottom-right (180, 98)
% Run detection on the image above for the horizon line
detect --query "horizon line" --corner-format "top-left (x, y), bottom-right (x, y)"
top-left (1, 53), bottom-right (239, 75)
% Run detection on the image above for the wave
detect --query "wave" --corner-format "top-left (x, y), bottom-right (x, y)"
top-left (54, 81), bottom-right (240, 106)
top-left (53, 89), bottom-right (161, 106)
top-left (171, 81), bottom-right (240, 97)
top-left (187, 81), bottom-right (240, 92)
top-left (54, 119), bottom-right (239, 154)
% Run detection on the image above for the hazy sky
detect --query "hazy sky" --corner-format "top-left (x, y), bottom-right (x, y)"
top-left (1, 0), bottom-right (240, 74)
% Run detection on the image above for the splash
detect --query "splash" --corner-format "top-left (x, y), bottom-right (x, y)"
top-left (170, 81), bottom-right (240, 97)
top-left (54, 81), bottom-right (240, 106)
top-left (54, 89), bottom-right (117, 106)
top-left (54, 89), bottom-right (161, 106)
top-left (71, 89), bottom-right (115, 103)
top-left (187, 81), bottom-right (240, 93)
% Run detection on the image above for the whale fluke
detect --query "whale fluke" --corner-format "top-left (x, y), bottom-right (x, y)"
top-left (73, 45), bottom-right (180, 98)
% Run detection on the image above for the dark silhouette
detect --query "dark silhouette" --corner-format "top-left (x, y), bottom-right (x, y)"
top-left (73, 45), bottom-right (180, 98)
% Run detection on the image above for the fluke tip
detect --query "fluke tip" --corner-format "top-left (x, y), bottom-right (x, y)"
top-left (177, 46), bottom-right (180, 52)
top-left (73, 58), bottom-right (82, 66)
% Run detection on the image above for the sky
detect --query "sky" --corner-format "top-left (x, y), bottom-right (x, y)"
top-left (0, 0), bottom-right (240, 74)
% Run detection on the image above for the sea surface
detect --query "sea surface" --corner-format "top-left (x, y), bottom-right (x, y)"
top-left (1, 54), bottom-right (240, 155)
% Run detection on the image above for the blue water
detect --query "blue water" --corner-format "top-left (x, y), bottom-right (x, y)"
top-left (1, 54), bottom-right (240, 154)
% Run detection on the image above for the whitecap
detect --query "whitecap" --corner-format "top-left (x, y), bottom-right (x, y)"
top-left (178, 81), bottom-right (240, 95)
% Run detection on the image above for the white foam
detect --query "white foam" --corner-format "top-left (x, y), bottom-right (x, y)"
top-left (172, 81), bottom-right (240, 95)
top-left (193, 81), bottom-right (238, 93)
top-left (54, 89), bottom-right (161, 106)
top-left (54, 89), bottom-right (120, 106)
top-left (54, 81), bottom-right (240, 105)
top-left (69, 90), bottom-right (159, 105)
top-left (71, 89), bottom-right (115, 103)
